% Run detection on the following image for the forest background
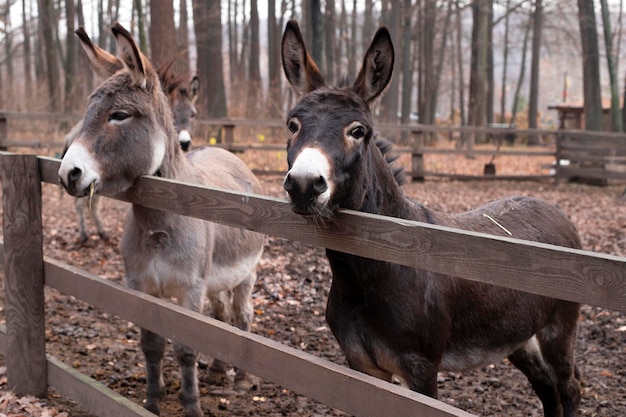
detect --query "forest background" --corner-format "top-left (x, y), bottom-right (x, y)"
top-left (0, 0), bottom-right (624, 137)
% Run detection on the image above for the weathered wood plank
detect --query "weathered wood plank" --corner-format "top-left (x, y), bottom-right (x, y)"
top-left (0, 324), bottom-right (5, 353)
top-left (0, 325), bottom-right (152, 417)
top-left (43, 258), bottom-right (475, 417)
top-left (47, 356), bottom-right (156, 417)
top-left (0, 154), bottom-right (47, 397)
top-left (0, 115), bottom-right (7, 151)
top-left (556, 167), bottom-right (626, 180)
top-left (37, 156), bottom-right (626, 312)
top-left (419, 172), bottom-right (554, 181)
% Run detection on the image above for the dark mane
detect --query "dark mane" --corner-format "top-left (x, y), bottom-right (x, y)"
top-left (337, 75), bottom-right (352, 88)
top-left (373, 133), bottom-right (405, 186)
top-left (156, 52), bottom-right (191, 95)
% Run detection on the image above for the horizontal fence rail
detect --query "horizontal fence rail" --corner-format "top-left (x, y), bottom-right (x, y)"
top-left (1, 152), bottom-right (626, 417)
top-left (37, 156), bottom-right (626, 312)
top-left (0, 325), bottom-right (154, 417)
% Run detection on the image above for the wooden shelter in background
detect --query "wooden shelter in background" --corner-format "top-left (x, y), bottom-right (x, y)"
top-left (548, 100), bottom-right (616, 130)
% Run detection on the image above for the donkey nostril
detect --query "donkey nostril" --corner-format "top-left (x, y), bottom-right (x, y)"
top-left (68, 167), bottom-right (82, 183)
top-left (283, 173), bottom-right (293, 192)
top-left (313, 176), bottom-right (327, 195)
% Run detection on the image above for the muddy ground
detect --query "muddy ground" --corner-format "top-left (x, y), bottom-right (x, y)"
top-left (0, 176), bottom-right (625, 417)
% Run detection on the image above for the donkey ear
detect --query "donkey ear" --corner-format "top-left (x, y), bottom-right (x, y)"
top-left (352, 27), bottom-right (394, 104)
top-left (111, 22), bottom-right (150, 87)
top-left (190, 76), bottom-right (200, 102)
top-left (281, 20), bottom-right (325, 95)
top-left (75, 27), bottom-right (123, 78)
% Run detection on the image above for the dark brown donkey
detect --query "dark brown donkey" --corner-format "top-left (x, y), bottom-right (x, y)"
top-left (281, 20), bottom-right (581, 417)
top-left (59, 24), bottom-right (264, 417)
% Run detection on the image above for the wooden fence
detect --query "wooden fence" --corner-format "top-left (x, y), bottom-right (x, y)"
top-left (555, 129), bottom-right (626, 184)
top-left (2, 112), bottom-right (626, 182)
top-left (1, 152), bottom-right (625, 416)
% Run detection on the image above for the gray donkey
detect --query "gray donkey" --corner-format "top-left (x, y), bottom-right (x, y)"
top-left (59, 23), bottom-right (264, 417)
top-left (63, 62), bottom-right (199, 243)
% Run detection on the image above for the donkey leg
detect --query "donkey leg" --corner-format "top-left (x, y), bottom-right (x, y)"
top-left (231, 273), bottom-right (257, 391)
top-left (508, 337), bottom-right (562, 417)
top-left (173, 341), bottom-right (203, 417)
top-left (206, 291), bottom-right (231, 380)
top-left (175, 288), bottom-right (204, 417)
top-left (538, 302), bottom-right (582, 417)
top-left (140, 328), bottom-right (166, 416)
top-left (90, 195), bottom-right (108, 240)
top-left (74, 198), bottom-right (88, 243)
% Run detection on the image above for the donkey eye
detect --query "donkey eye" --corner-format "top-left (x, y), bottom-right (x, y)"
top-left (109, 111), bottom-right (130, 123)
top-left (349, 125), bottom-right (366, 139)
top-left (287, 118), bottom-right (300, 134)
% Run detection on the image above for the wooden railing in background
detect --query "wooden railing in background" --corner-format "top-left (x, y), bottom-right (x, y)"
top-left (0, 112), bottom-right (625, 183)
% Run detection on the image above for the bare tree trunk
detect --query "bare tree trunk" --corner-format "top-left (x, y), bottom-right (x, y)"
top-left (3, 5), bottom-right (14, 107)
top-left (246, 0), bottom-right (262, 117)
top-left (98, 0), bottom-right (105, 48)
top-left (499, 0), bottom-right (511, 123)
top-left (511, 13), bottom-right (532, 127)
top-left (267, 0), bottom-right (281, 117)
top-left (380, 0), bottom-right (399, 123)
top-left (418, 1), bottom-right (432, 126)
top-left (486, 0), bottom-right (494, 125)
top-left (600, 0), bottom-right (622, 131)
top-left (22, 0), bottom-right (33, 101)
top-left (400, 0), bottom-right (414, 129)
top-left (323, 0), bottom-right (335, 84)
top-left (192, 0), bottom-right (227, 117)
top-left (177, 0), bottom-right (190, 75)
top-left (38, 0), bottom-right (62, 110)
top-left (133, 0), bottom-right (148, 54)
top-left (527, 0), bottom-right (543, 144)
top-left (340, 0), bottom-right (348, 78)
top-left (468, 0), bottom-right (490, 145)
top-left (577, 0), bottom-right (603, 131)
top-left (429, 0), bottom-right (454, 125)
top-left (456, 0), bottom-right (466, 128)
top-left (149, 0), bottom-right (177, 67)
top-left (76, 0), bottom-right (94, 94)
top-left (227, 0), bottom-right (237, 98)
top-left (237, 0), bottom-right (250, 116)
top-left (65, 0), bottom-right (79, 112)
top-left (311, 0), bottom-right (324, 66)
top-left (348, 0), bottom-right (357, 75)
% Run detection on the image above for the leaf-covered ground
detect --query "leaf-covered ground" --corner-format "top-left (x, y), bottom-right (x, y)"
top-left (0, 174), bottom-right (625, 417)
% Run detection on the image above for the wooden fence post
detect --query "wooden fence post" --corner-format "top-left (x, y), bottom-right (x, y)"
top-left (411, 130), bottom-right (424, 181)
top-left (555, 131), bottom-right (564, 183)
top-left (0, 114), bottom-right (7, 151)
top-left (0, 153), bottom-right (47, 397)
top-left (223, 123), bottom-right (235, 148)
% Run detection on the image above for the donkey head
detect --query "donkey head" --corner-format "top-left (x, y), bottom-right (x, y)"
top-left (59, 23), bottom-right (176, 197)
top-left (170, 75), bottom-right (199, 152)
top-left (281, 20), bottom-right (394, 216)
top-left (158, 57), bottom-right (199, 152)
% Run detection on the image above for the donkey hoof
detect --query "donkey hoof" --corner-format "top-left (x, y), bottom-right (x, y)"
top-left (183, 404), bottom-right (203, 417)
top-left (234, 374), bottom-right (261, 393)
top-left (206, 369), bottom-right (231, 386)
top-left (143, 402), bottom-right (160, 416)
